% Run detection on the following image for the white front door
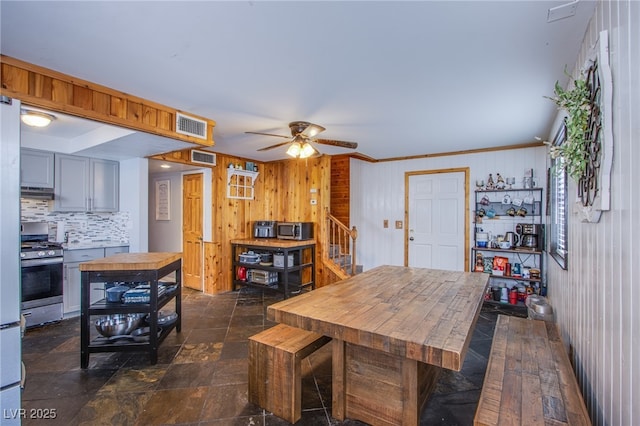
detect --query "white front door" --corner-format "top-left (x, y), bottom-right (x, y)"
top-left (406, 170), bottom-right (468, 271)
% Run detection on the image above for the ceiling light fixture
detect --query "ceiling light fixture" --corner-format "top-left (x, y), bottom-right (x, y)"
top-left (286, 135), bottom-right (319, 159)
top-left (300, 142), bottom-right (317, 158)
top-left (20, 110), bottom-right (56, 127)
top-left (286, 141), bottom-right (302, 157)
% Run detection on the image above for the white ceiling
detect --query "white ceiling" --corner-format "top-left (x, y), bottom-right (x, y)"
top-left (1, 1), bottom-right (596, 163)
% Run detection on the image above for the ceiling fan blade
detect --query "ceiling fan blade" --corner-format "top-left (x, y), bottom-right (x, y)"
top-left (300, 123), bottom-right (326, 138)
top-left (257, 141), bottom-right (292, 151)
top-left (315, 138), bottom-right (358, 149)
top-left (245, 131), bottom-right (290, 139)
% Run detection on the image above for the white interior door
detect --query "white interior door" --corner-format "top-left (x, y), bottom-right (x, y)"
top-left (407, 171), bottom-right (466, 271)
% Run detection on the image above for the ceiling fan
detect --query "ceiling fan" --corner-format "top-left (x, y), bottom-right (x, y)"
top-left (246, 121), bottom-right (358, 158)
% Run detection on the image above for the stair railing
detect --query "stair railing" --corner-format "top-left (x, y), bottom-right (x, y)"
top-left (324, 208), bottom-right (358, 277)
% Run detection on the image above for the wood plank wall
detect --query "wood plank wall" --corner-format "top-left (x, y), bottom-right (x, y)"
top-left (1, 55), bottom-right (346, 293)
top-left (0, 55), bottom-right (215, 146)
top-left (546, 2), bottom-right (639, 424)
top-left (151, 150), bottom-right (334, 293)
top-left (331, 155), bottom-right (350, 226)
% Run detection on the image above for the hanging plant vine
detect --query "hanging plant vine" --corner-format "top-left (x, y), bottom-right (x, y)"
top-left (544, 75), bottom-right (592, 181)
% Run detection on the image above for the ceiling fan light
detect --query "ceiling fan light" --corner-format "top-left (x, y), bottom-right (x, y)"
top-left (303, 124), bottom-right (325, 138)
top-left (21, 110), bottom-right (56, 127)
top-left (300, 142), bottom-right (317, 158)
top-left (286, 142), bottom-right (302, 157)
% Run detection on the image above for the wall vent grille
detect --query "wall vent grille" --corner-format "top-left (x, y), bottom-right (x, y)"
top-left (176, 113), bottom-right (207, 139)
top-left (191, 150), bottom-right (216, 166)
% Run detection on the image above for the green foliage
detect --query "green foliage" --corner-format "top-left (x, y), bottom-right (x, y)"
top-left (545, 77), bottom-right (591, 181)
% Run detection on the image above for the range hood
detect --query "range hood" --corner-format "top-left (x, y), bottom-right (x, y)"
top-left (21, 187), bottom-right (55, 200)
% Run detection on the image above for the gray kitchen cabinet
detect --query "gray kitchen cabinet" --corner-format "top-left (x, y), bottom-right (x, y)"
top-left (54, 153), bottom-right (119, 212)
top-left (63, 246), bottom-right (129, 315)
top-left (21, 148), bottom-right (55, 188)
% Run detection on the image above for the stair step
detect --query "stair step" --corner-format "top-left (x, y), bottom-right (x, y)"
top-left (331, 253), bottom-right (351, 263)
top-left (344, 264), bottom-right (364, 275)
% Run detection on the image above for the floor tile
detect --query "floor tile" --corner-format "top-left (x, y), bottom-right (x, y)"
top-left (20, 287), bottom-right (508, 425)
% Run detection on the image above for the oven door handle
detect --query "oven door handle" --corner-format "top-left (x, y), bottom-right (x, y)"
top-left (21, 257), bottom-right (63, 267)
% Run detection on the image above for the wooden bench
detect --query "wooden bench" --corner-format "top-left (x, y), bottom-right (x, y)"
top-left (474, 315), bottom-right (590, 425)
top-left (248, 323), bottom-right (331, 423)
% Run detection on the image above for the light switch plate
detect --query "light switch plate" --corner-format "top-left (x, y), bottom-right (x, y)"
top-left (395, 221), bottom-right (403, 229)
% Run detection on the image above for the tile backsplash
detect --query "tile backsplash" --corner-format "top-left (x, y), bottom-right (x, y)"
top-left (21, 199), bottom-right (130, 244)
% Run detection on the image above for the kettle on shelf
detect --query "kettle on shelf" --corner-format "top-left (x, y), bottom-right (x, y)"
top-left (504, 231), bottom-right (519, 247)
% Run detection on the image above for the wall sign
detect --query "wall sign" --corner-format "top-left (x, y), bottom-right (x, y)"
top-left (578, 30), bottom-right (613, 223)
top-left (155, 179), bottom-right (170, 220)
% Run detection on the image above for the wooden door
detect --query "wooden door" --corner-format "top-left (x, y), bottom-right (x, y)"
top-left (182, 173), bottom-right (203, 290)
top-left (406, 169), bottom-right (468, 271)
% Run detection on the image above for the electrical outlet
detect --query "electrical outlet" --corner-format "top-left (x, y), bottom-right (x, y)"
top-left (383, 219), bottom-right (389, 228)
top-left (310, 199), bottom-right (317, 205)
top-left (395, 220), bottom-right (403, 229)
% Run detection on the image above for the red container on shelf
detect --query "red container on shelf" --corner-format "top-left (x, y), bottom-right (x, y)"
top-left (509, 289), bottom-right (518, 305)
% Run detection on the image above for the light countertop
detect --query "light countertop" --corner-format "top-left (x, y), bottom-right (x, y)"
top-left (63, 241), bottom-right (129, 250)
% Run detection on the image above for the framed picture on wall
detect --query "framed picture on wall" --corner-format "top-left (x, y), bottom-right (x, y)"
top-left (155, 179), bottom-right (170, 220)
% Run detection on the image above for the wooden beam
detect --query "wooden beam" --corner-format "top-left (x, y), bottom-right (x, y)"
top-left (0, 55), bottom-right (216, 147)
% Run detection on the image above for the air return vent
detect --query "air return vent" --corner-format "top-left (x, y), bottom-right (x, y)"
top-left (191, 150), bottom-right (216, 166)
top-left (176, 112), bottom-right (207, 139)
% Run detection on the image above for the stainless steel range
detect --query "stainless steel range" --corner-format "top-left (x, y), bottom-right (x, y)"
top-left (20, 222), bottom-right (64, 328)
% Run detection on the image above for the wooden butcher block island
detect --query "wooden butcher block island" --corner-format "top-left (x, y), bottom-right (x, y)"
top-left (79, 252), bottom-right (182, 368)
top-left (268, 265), bottom-right (489, 425)
top-left (79, 252), bottom-right (182, 271)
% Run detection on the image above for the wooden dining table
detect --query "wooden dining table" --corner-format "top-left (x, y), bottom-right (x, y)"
top-left (267, 265), bottom-right (489, 426)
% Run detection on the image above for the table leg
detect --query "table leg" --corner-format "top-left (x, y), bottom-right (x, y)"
top-left (331, 339), bottom-right (346, 421)
top-left (332, 341), bottom-right (442, 425)
top-left (402, 358), bottom-right (442, 425)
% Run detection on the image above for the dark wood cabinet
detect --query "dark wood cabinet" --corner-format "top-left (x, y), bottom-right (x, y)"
top-left (231, 239), bottom-right (315, 299)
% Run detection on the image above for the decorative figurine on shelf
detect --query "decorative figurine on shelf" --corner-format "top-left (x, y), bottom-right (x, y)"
top-left (495, 173), bottom-right (506, 189)
top-left (475, 252), bottom-right (485, 272)
top-left (486, 174), bottom-right (495, 190)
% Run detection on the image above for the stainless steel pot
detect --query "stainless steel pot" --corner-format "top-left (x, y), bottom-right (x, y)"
top-left (106, 285), bottom-right (129, 303)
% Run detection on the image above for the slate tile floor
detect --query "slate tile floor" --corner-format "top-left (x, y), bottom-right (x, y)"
top-left (20, 287), bottom-right (525, 425)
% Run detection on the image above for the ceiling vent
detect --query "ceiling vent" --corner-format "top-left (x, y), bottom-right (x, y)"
top-left (191, 150), bottom-right (216, 166)
top-left (176, 112), bottom-right (207, 140)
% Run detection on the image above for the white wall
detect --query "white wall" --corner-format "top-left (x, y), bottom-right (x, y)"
top-left (547, 1), bottom-right (639, 425)
top-left (119, 157), bottom-right (148, 252)
top-left (351, 146), bottom-right (547, 271)
top-left (148, 168), bottom-right (212, 254)
top-left (148, 172), bottom-right (183, 253)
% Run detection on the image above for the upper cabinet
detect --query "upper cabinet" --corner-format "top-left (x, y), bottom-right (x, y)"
top-left (21, 148), bottom-right (54, 188)
top-left (54, 154), bottom-right (119, 212)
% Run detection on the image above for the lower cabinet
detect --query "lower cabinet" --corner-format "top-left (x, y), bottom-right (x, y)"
top-left (63, 246), bottom-right (129, 315)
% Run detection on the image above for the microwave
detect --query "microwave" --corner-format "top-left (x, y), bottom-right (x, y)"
top-left (276, 222), bottom-right (314, 240)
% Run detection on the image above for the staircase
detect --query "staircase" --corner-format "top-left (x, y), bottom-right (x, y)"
top-left (324, 208), bottom-right (362, 279)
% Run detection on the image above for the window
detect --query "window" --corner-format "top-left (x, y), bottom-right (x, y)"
top-left (550, 124), bottom-right (568, 269)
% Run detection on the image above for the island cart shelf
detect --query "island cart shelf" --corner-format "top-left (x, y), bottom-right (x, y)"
top-left (231, 239), bottom-right (316, 299)
top-left (79, 252), bottom-right (182, 368)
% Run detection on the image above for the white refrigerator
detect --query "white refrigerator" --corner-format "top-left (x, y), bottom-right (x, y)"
top-left (0, 96), bottom-right (22, 425)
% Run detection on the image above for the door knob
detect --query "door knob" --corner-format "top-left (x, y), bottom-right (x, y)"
top-left (409, 236), bottom-right (414, 241)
